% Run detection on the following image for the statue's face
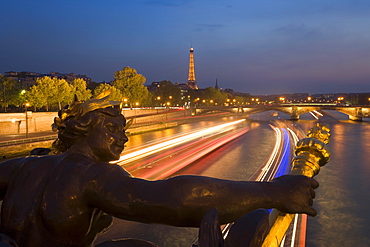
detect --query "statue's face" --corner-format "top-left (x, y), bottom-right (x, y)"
top-left (87, 114), bottom-right (128, 162)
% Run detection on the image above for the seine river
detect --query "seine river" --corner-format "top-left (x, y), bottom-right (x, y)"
top-left (97, 110), bottom-right (370, 247)
top-left (303, 112), bottom-right (370, 247)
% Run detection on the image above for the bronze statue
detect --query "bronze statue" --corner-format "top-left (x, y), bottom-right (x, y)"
top-left (0, 93), bottom-right (319, 246)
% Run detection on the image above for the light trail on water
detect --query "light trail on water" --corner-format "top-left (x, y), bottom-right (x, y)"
top-left (112, 119), bottom-right (246, 166)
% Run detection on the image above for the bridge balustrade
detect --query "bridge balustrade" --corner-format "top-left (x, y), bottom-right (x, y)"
top-left (192, 105), bottom-right (370, 121)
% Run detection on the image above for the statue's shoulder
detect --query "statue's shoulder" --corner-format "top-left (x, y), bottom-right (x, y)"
top-left (0, 156), bottom-right (39, 167)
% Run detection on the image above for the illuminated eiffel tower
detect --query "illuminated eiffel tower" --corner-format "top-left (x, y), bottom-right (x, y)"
top-left (187, 46), bottom-right (198, 89)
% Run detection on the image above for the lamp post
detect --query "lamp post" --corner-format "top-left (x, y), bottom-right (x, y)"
top-left (25, 102), bottom-right (30, 138)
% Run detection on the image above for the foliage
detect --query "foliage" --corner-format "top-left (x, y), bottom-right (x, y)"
top-left (25, 85), bottom-right (47, 110)
top-left (150, 80), bottom-right (181, 106)
top-left (71, 78), bottom-right (92, 101)
top-left (113, 67), bottom-right (151, 107)
top-left (0, 74), bottom-right (23, 112)
top-left (93, 83), bottom-right (123, 101)
top-left (187, 87), bottom-right (230, 106)
top-left (54, 78), bottom-right (73, 110)
top-left (26, 76), bottom-right (72, 111)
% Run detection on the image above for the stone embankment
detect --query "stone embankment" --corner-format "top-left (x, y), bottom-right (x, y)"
top-left (0, 108), bottom-right (231, 160)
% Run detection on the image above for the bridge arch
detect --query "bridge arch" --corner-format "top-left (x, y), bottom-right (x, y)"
top-left (193, 105), bottom-right (370, 121)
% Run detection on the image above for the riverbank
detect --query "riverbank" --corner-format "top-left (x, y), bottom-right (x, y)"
top-left (0, 111), bottom-right (235, 160)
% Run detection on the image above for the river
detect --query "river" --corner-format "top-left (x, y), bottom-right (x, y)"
top-left (97, 110), bottom-right (370, 247)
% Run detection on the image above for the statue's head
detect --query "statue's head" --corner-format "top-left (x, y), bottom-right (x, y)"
top-left (52, 91), bottom-right (129, 162)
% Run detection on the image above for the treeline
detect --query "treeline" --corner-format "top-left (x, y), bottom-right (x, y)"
top-left (1, 66), bottom-right (250, 112)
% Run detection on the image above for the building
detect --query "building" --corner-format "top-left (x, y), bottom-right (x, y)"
top-left (4, 71), bottom-right (92, 87)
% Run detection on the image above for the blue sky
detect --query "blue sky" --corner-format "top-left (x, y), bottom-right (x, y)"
top-left (1, 0), bottom-right (370, 94)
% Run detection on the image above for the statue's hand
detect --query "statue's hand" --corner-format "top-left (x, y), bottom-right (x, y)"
top-left (270, 175), bottom-right (319, 216)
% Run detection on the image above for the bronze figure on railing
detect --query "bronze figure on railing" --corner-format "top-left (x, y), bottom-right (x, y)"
top-left (0, 92), bottom-right (319, 247)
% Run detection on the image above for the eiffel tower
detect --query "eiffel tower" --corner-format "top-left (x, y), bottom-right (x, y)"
top-left (187, 46), bottom-right (198, 89)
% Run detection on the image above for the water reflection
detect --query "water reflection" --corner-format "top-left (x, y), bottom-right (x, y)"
top-left (307, 119), bottom-right (370, 246)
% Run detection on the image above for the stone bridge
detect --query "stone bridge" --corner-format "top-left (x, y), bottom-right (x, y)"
top-left (192, 105), bottom-right (370, 121)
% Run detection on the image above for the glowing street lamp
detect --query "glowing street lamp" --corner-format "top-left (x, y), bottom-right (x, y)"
top-left (25, 102), bottom-right (30, 138)
top-left (122, 98), bottom-right (128, 107)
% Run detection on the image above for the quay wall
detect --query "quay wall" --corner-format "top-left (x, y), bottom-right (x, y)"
top-left (0, 109), bottom-right (191, 135)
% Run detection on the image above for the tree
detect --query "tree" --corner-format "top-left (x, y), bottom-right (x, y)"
top-left (53, 78), bottom-right (72, 110)
top-left (93, 83), bottom-right (123, 102)
top-left (150, 80), bottom-right (181, 106)
top-left (26, 76), bottom-right (72, 111)
top-left (0, 74), bottom-right (18, 112)
top-left (71, 78), bottom-right (92, 101)
top-left (188, 87), bottom-right (230, 106)
top-left (25, 85), bottom-right (47, 111)
top-left (113, 67), bottom-right (151, 107)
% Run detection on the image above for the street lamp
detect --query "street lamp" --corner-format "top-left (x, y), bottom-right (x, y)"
top-left (25, 102), bottom-right (30, 138)
top-left (122, 98), bottom-right (128, 107)
top-left (337, 97), bottom-right (344, 104)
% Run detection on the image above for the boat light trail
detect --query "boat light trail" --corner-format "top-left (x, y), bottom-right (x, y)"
top-left (287, 128), bottom-right (300, 144)
top-left (112, 119), bottom-right (246, 165)
top-left (273, 128), bottom-right (292, 179)
top-left (257, 125), bottom-right (283, 181)
top-left (309, 110), bottom-right (323, 119)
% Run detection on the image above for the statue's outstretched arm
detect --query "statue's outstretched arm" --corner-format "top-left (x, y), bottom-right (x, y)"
top-left (87, 164), bottom-right (318, 227)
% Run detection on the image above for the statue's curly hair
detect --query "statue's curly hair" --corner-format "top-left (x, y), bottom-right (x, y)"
top-left (52, 107), bottom-right (124, 154)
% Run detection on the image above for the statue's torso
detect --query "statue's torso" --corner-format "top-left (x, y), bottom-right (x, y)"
top-left (1, 153), bottom-right (114, 246)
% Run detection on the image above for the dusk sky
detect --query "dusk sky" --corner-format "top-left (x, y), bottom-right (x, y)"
top-left (1, 0), bottom-right (370, 95)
